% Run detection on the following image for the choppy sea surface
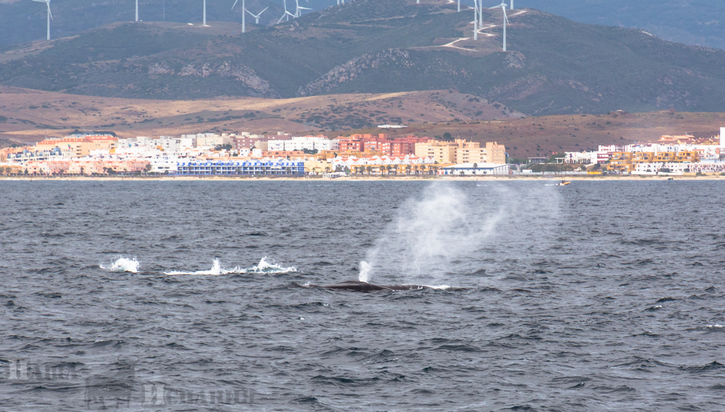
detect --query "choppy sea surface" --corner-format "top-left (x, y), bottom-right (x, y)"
top-left (1, 180), bottom-right (725, 411)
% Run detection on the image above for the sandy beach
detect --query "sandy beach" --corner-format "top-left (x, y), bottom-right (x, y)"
top-left (2, 174), bottom-right (725, 182)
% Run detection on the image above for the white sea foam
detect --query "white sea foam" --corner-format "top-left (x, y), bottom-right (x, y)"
top-left (247, 257), bottom-right (297, 274)
top-left (423, 285), bottom-right (451, 290)
top-left (100, 257), bottom-right (140, 273)
top-left (164, 257), bottom-right (296, 276)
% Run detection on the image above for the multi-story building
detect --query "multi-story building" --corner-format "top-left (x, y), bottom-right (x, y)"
top-left (35, 134), bottom-right (118, 157)
top-left (415, 139), bottom-right (506, 165)
top-left (416, 141), bottom-right (458, 164)
top-left (337, 134), bottom-right (424, 156)
top-left (597, 145), bottom-right (625, 163)
top-left (606, 150), bottom-right (700, 173)
top-left (176, 159), bottom-right (304, 176)
top-left (267, 136), bottom-right (339, 152)
top-left (188, 133), bottom-right (234, 149)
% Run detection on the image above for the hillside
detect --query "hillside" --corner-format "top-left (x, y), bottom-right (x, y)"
top-left (1, 0), bottom-right (725, 116)
top-left (1, 0), bottom-right (722, 50)
top-left (0, 86), bottom-right (521, 141)
top-left (2, 86), bottom-right (724, 159)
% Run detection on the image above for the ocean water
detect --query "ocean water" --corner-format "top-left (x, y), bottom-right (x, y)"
top-left (1, 179), bottom-right (725, 411)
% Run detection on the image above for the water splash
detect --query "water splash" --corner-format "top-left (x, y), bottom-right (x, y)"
top-left (247, 257), bottom-right (297, 274)
top-left (164, 258), bottom-right (227, 276)
top-left (100, 257), bottom-right (140, 273)
top-left (164, 257), bottom-right (296, 276)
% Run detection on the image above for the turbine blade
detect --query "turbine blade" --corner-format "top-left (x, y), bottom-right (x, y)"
top-left (231, 0), bottom-right (239, 10)
top-left (260, 6), bottom-right (268, 14)
top-left (47, 3), bottom-right (52, 19)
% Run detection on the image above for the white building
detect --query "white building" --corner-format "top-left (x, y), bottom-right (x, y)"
top-left (158, 136), bottom-right (196, 153)
top-left (439, 163), bottom-right (509, 176)
top-left (597, 145), bottom-right (625, 163)
top-left (183, 133), bottom-right (233, 149)
top-left (148, 153), bottom-right (190, 174)
top-left (267, 136), bottom-right (338, 152)
top-left (563, 151), bottom-right (598, 164)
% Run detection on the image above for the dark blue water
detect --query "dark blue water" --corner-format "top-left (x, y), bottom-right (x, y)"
top-left (1, 180), bottom-right (725, 411)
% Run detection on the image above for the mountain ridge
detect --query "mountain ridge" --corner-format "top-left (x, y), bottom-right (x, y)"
top-left (1, 0), bottom-right (724, 117)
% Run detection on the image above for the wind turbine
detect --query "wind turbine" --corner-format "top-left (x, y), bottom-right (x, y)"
top-left (490, 1), bottom-right (509, 51)
top-left (246, 7), bottom-right (268, 24)
top-left (294, 0), bottom-right (311, 18)
top-left (33, 0), bottom-right (52, 41)
top-left (277, 0), bottom-right (294, 23)
top-left (231, 0), bottom-right (246, 32)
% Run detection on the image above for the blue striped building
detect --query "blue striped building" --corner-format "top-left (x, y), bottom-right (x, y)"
top-left (176, 160), bottom-right (305, 176)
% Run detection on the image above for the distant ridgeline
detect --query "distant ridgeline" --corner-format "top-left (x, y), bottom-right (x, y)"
top-left (0, 0), bottom-right (724, 116)
top-left (1, 0), bottom-right (723, 50)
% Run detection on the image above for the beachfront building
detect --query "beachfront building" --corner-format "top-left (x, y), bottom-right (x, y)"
top-left (176, 159), bottom-right (304, 176)
top-left (329, 154), bottom-right (436, 175)
top-left (607, 151), bottom-right (701, 173)
top-left (21, 158), bottom-right (149, 175)
top-left (439, 163), bottom-right (510, 176)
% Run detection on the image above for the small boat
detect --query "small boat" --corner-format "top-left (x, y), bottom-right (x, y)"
top-left (556, 180), bottom-right (571, 186)
top-left (667, 177), bottom-right (674, 181)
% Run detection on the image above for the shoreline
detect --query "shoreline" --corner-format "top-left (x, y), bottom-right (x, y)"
top-left (2, 175), bottom-right (725, 182)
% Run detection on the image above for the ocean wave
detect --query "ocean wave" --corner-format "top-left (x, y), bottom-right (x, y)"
top-left (100, 257), bottom-right (140, 273)
top-left (164, 257), bottom-right (296, 276)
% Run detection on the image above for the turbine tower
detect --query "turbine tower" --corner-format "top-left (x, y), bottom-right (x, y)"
top-left (479, 0), bottom-right (484, 27)
top-left (203, 0), bottom-right (207, 26)
top-left (490, 1), bottom-right (509, 51)
top-left (231, 0), bottom-right (246, 32)
top-left (33, 0), bottom-right (52, 41)
top-left (472, 0), bottom-right (478, 40)
top-left (510, 0), bottom-right (514, 11)
top-left (246, 7), bottom-right (268, 24)
top-left (135, 0), bottom-right (139, 21)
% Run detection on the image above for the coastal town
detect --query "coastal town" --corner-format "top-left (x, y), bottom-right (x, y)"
top-left (0, 126), bottom-right (724, 178)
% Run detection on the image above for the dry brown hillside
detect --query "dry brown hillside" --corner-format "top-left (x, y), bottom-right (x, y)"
top-left (1, 86), bottom-right (723, 158)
